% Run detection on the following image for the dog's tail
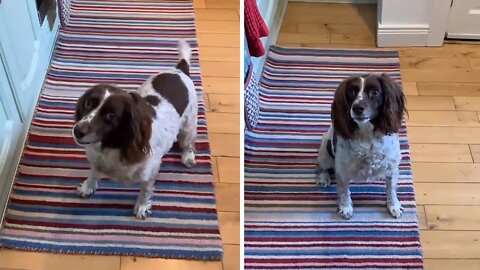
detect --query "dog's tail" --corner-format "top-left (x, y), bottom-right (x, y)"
top-left (176, 40), bottom-right (191, 76)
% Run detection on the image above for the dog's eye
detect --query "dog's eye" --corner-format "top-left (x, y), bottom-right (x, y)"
top-left (84, 98), bottom-right (97, 110)
top-left (371, 89), bottom-right (380, 96)
top-left (85, 100), bottom-right (92, 109)
top-left (105, 112), bottom-right (116, 121)
top-left (348, 88), bottom-right (357, 97)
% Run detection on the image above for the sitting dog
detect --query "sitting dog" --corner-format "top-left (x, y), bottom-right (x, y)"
top-left (72, 40), bottom-right (197, 219)
top-left (316, 73), bottom-right (407, 219)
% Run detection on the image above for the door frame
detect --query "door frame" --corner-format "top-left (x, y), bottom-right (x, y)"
top-left (426, 0), bottom-right (451, 46)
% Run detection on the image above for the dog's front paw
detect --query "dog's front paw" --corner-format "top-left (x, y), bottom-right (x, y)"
top-left (316, 171), bottom-right (331, 188)
top-left (134, 199), bottom-right (152, 220)
top-left (77, 180), bottom-right (97, 198)
top-left (338, 203), bottom-right (354, 219)
top-left (181, 149), bottom-right (196, 168)
top-left (387, 201), bottom-right (404, 218)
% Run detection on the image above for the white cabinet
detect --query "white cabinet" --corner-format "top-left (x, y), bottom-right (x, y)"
top-left (0, 0), bottom-right (59, 219)
top-left (0, 0), bottom-right (59, 119)
top-left (377, 0), bottom-right (480, 46)
top-left (0, 56), bottom-right (23, 217)
top-left (447, 0), bottom-right (480, 40)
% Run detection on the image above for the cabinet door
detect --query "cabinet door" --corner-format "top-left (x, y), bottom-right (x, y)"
top-left (0, 56), bottom-right (22, 218)
top-left (447, 0), bottom-right (480, 39)
top-left (0, 0), bottom-right (59, 120)
top-left (0, 0), bottom-right (58, 220)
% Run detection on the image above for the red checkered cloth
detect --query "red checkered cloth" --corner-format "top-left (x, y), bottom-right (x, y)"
top-left (244, 0), bottom-right (269, 57)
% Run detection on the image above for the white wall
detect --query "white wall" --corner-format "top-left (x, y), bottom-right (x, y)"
top-left (377, 0), bottom-right (430, 46)
top-left (377, 0), bottom-right (451, 47)
top-left (378, 0), bottom-right (430, 25)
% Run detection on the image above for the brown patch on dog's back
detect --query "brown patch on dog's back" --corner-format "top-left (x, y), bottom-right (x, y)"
top-left (145, 95), bottom-right (160, 106)
top-left (151, 73), bottom-right (189, 116)
top-left (144, 95), bottom-right (159, 118)
top-left (176, 59), bottom-right (190, 77)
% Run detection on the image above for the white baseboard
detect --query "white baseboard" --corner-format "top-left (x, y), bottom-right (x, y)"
top-left (377, 24), bottom-right (430, 47)
top-left (447, 33), bottom-right (480, 40)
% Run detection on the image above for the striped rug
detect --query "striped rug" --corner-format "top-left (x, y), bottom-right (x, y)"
top-left (244, 46), bottom-right (423, 269)
top-left (0, 0), bottom-right (222, 260)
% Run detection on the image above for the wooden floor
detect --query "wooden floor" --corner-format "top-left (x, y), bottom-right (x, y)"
top-left (0, 0), bottom-right (240, 270)
top-left (277, 2), bottom-right (480, 270)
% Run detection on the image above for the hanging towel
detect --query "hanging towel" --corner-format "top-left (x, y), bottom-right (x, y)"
top-left (244, 0), bottom-right (269, 57)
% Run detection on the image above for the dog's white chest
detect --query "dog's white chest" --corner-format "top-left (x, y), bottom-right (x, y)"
top-left (336, 135), bottom-right (399, 181)
top-left (94, 153), bottom-right (125, 177)
top-left (86, 145), bottom-right (143, 183)
top-left (348, 142), bottom-right (386, 180)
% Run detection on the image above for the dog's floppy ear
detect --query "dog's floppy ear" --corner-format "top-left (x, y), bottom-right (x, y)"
top-left (119, 92), bottom-right (153, 164)
top-left (331, 78), bottom-right (357, 139)
top-left (373, 73), bottom-right (407, 135)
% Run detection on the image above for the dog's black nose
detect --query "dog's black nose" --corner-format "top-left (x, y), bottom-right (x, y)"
top-left (352, 105), bottom-right (365, 115)
top-left (73, 126), bottom-right (85, 139)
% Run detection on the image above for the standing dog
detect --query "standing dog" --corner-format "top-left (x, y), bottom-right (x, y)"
top-left (316, 73), bottom-right (407, 219)
top-left (72, 40), bottom-right (197, 219)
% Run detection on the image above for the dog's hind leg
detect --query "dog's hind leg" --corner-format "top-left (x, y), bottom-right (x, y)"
top-left (178, 111), bottom-right (197, 168)
top-left (316, 154), bottom-right (333, 188)
top-left (316, 127), bottom-right (335, 187)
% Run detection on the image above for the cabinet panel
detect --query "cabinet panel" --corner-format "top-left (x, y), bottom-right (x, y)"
top-left (0, 0), bottom-right (58, 120)
top-left (0, 56), bottom-right (22, 220)
top-left (447, 0), bottom-right (480, 39)
top-left (0, 0), bottom-right (37, 80)
top-left (0, 0), bottom-right (58, 221)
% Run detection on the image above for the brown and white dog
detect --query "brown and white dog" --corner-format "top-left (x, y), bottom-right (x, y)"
top-left (316, 74), bottom-right (407, 219)
top-left (73, 40), bottom-right (197, 219)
